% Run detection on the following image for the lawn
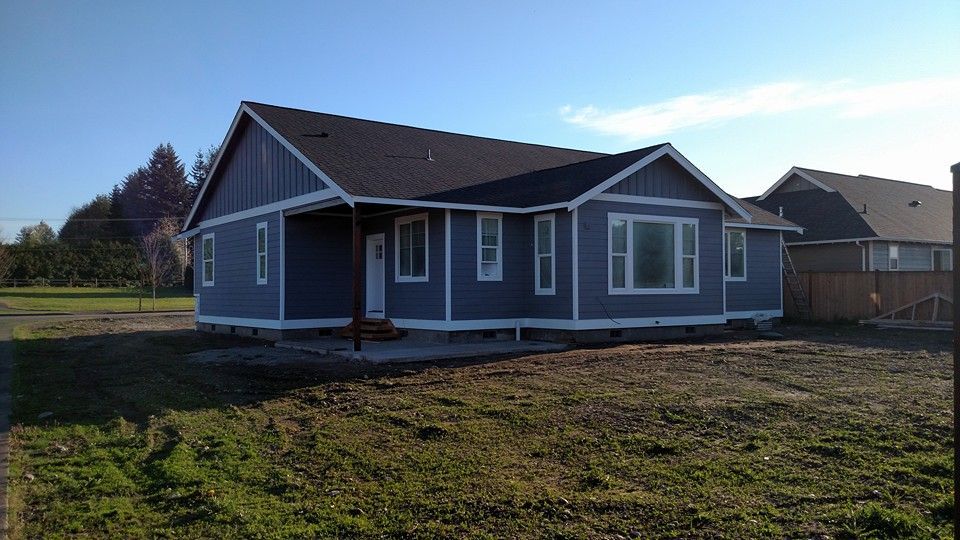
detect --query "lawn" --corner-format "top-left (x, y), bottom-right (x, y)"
top-left (8, 317), bottom-right (954, 538)
top-left (0, 286), bottom-right (194, 313)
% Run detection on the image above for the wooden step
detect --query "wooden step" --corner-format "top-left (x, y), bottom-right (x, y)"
top-left (340, 318), bottom-right (401, 341)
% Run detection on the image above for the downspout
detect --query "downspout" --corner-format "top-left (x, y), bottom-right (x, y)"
top-left (855, 241), bottom-right (866, 271)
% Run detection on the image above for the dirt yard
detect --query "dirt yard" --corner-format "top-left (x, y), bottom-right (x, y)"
top-left (7, 315), bottom-right (953, 538)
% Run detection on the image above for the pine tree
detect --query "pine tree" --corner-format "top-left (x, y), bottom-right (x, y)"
top-left (145, 143), bottom-right (191, 220)
top-left (189, 144), bottom-right (219, 203)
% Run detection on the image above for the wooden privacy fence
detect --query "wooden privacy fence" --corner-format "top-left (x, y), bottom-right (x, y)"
top-left (783, 271), bottom-right (953, 322)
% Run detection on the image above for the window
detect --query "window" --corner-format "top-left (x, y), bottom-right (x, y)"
top-left (256, 222), bottom-right (268, 284)
top-left (608, 213), bottom-right (698, 294)
top-left (534, 213), bottom-right (555, 295)
top-left (395, 213), bottom-right (428, 282)
top-left (888, 243), bottom-right (899, 271)
top-left (724, 229), bottom-right (746, 281)
top-left (933, 248), bottom-right (953, 271)
top-left (202, 233), bottom-right (215, 286)
top-left (477, 212), bottom-right (502, 281)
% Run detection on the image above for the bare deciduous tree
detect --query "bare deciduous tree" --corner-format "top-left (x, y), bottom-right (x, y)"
top-left (139, 218), bottom-right (182, 310)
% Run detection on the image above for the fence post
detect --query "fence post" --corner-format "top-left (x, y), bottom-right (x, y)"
top-left (874, 270), bottom-right (881, 317)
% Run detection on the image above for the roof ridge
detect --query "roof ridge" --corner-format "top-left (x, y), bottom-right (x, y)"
top-left (482, 144), bottom-right (671, 183)
top-left (796, 166), bottom-right (948, 192)
top-left (242, 100), bottom-right (610, 157)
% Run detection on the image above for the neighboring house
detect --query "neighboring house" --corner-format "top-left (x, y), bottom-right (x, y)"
top-left (749, 167), bottom-right (953, 272)
top-left (180, 102), bottom-right (799, 342)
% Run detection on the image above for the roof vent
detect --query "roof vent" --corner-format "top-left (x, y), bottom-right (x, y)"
top-left (778, 206), bottom-right (784, 217)
top-left (861, 204), bottom-right (868, 214)
top-left (427, 149), bottom-right (434, 161)
top-left (909, 200), bottom-right (922, 207)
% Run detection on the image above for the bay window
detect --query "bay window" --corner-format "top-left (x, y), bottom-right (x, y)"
top-left (608, 213), bottom-right (698, 294)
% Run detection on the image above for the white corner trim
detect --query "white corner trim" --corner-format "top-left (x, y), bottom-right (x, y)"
top-left (724, 310), bottom-right (784, 321)
top-left (592, 193), bottom-right (724, 210)
top-left (444, 209), bottom-right (452, 321)
top-left (395, 212), bottom-right (430, 282)
top-left (779, 231), bottom-right (784, 312)
top-left (279, 215), bottom-right (285, 321)
top-left (476, 212), bottom-right (503, 281)
top-left (567, 145), bottom-right (752, 222)
top-left (572, 208), bottom-right (579, 320)
top-left (757, 167), bottom-right (836, 201)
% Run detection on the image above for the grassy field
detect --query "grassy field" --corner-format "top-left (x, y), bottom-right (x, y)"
top-left (0, 286), bottom-right (194, 313)
top-left (8, 316), bottom-right (953, 538)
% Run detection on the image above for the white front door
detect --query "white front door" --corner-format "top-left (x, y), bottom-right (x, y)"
top-left (365, 234), bottom-right (386, 318)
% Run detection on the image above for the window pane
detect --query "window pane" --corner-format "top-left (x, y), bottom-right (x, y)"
top-left (537, 220), bottom-right (552, 255)
top-left (259, 255), bottom-right (267, 279)
top-left (412, 220), bottom-right (426, 248)
top-left (203, 238), bottom-right (213, 260)
top-left (683, 257), bottom-right (695, 288)
top-left (934, 250), bottom-right (952, 271)
top-left (539, 256), bottom-right (552, 289)
top-left (682, 224), bottom-right (696, 256)
top-left (412, 246), bottom-right (426, 276)
top-left (399, 247), bottom-right (411, 276)
top-left (729, 231), bottom-right (745, 278)
top-left (399, 223), bottom-right (411, 250)
top-left (481, 218), bottom-right (498, 248)
top-left (633, 222), bottom-right (674, 288)
top-left (612, 255), bottom-right (626, 288)
top-left (611, 220), bottom-right (627, 253)
top-left (204, 261), bottom-right (213, 281)
top-left (482, 247), bottom-right (498, 263)
top-left (258, 228), bottom-right (266, 253)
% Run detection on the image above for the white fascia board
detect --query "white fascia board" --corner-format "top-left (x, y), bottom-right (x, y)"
top-left (724, 222), bottom-right (804, 233)
top-left (567, 145), bottom-right (752, 222)
top-left (182, 106), bottom-right (246, 232)
top-left (352, 196), bottom-right (568, 214)
top-left (191, 189), bottom-right (339, 230)
top-left (787, 236), bottom-right (950, 246)
top-left (757, 167), bottom-right (836, 201)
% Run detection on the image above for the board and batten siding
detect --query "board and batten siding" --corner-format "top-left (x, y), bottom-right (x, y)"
top-left (194, 212), bottom-right (281, 319)
top-left (198, 118), bottom-right (328, 221)
top-left (576, 200), bottom-right (725, 320)
top-left (724, 229), bottom-right (782, 313)
top-left (604, 156), bottom-right (715, 201)
top-left (284, 214), bottom-right (353, 320)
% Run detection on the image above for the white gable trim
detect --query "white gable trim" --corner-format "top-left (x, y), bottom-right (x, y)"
top-left (566, 145), bottom-right (752, 222)
top-left (182, 104), bottom-right (356, 232)
top-left (757, 167), bottom-right (836, 201)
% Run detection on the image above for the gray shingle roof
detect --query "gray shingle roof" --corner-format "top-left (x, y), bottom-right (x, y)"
top-left (751, 168), bottom-right (952, 243)
top-left (237, 102), bottom-right (793, 228)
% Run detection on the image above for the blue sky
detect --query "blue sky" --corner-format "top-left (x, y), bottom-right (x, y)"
top-left (1, 0), bottom-right (958, 240)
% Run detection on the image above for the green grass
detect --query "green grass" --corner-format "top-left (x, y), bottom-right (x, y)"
top-left (0, 286), bottom-right (194, 313)
top-left (8, 317), bottom-right (954, 538)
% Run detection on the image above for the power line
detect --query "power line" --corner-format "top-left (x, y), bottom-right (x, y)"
top-left (0, 217), bottom-right (184, 222)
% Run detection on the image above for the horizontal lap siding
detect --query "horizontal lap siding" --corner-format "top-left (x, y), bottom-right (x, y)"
top-left (199, 119), bottom-right (328, 221)
top-left (577, 200), bottom-right (724, 319)
top-left (363, 209), bottom-right (446, 321)
top-left (195, 213), bottom-right (281, 319)
top-left (451, 211), bottom-right (530, 320)
top-left (284, 215), bottom-right (352, 319)
top-left (725, 229), bottom-right (782, 312)
top-left (528, 211), bottom-right (573, 319)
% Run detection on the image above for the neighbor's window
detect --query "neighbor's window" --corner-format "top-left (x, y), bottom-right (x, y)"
top-left (933, 248), bottom-right (952, 271)
top-left (477, 212), bottom-right (502, 281)
top-left (396, 213), bottom-right (428, 282)
top-left (256, 222), bottom-right (268, 284)
top-left (202, 233), bottom-right (215, 286)
top-left (535, 213), bottom-right (555, 294)
top-left (608, 213), bottom-right (698, 294)
top-left (725, 229), bottom-right (746, 280)
top-left (888, 243), bottom-right (900, 271)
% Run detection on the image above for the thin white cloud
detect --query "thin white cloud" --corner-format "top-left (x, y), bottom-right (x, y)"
top-left (560, 77), bottom-right (960, 140)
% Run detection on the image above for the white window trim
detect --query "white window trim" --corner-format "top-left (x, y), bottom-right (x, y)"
top-left (201, 233), bottom-right (215, 287)
top-left (534, 213), bottom-right (556, 295)
top-left (888, 243), bottom-right (900, 271)
top-left (932, 248), bottom-right (953, 271)
top-left (395, 212), bottom-right (429, 283)
top-left (607, 212), bottom-right (699, 295)
top-left (256, 222), bottom-right (268, 285)
top-left (476, 212), bottom-right (503, 282)
top-left (724, 228), bottom-right (747, 282)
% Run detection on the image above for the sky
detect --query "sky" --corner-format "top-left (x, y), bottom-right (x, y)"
top-left (1, 0), bottom-right (958, 241)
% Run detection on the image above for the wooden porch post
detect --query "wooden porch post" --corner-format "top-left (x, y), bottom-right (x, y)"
top-left (951, 161), bottom-right (959, 525)
top-left (352, 203), bottom-right (362, 352)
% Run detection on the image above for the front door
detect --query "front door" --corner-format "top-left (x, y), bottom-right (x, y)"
top-left (365, 234), bottom-right (385, 318)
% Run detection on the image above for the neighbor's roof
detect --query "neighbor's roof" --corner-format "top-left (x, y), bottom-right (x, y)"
top-left (726, 198), bottom-right (798, 229)
top-left (750, 167), bottom-right (952, 243)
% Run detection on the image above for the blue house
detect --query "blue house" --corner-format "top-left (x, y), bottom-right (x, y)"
top-left (181, 102), bottom-right (800, 345)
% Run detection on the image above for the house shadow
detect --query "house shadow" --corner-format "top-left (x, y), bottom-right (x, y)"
top-left (9, 326), bottom-right (533, 429)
